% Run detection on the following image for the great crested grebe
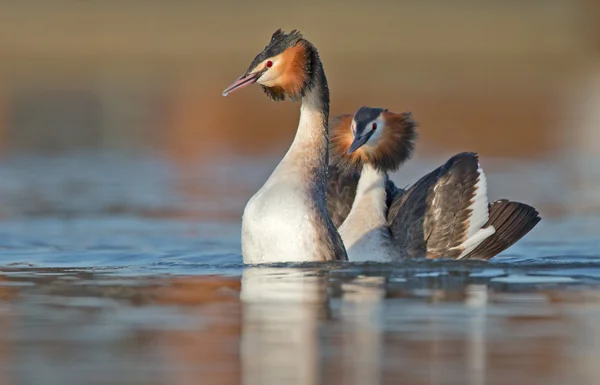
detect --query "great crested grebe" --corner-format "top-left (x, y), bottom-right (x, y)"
top-left (327, 106), bottom-right (541, 261)
top-left (222, 29), bottom-right (347, 264)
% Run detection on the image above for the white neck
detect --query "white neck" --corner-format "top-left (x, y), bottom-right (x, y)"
top-left (339, 164), bottom-right (391, 262)
top-left (275, 88), bottom-right (328, 187)
top-left (347, 164), bottom-right (388, 227)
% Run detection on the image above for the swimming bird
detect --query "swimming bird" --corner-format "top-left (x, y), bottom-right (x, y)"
top-left (222, 29), bottom-right (347, 264)
top-left (326, 106), bottom-right (541, 261)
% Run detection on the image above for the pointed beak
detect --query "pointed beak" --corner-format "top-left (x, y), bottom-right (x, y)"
top-left (347, 133), bottom-right (372, 154)
top-left (222, 68), bottom-right (267, 97)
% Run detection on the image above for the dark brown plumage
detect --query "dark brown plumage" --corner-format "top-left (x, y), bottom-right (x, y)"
top-left (326, 165), bottom-right (359, 228)
top-left (388, 153), bottom-right (482, 259)
top-left (386, 153), bottom-right (541, 260)
top-left (461, 199), bottom-right (541, 259)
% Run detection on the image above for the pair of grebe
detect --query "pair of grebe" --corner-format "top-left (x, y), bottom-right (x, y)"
top-left (223, 29), bottom-right (540, 264)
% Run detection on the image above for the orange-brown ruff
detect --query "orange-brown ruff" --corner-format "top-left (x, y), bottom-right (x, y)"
top-left (329, 111), bottom-right (417, 175)
top-left (262, 44), bottom-right (308, 101)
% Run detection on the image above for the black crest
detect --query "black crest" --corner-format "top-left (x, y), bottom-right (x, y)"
top-left (245, 29), bottom-right (304, 76)
top-left (354, 106), bottom-right (386, 136)
top-left (245, 29), bottom-right (313, 102)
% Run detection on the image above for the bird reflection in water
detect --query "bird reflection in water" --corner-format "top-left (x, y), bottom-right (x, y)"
top-left (239, 267), bottom-right (390, 385)
top-left (240, 267), bottom-right (328, 385)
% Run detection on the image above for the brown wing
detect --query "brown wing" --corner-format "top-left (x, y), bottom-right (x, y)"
top-left (326, 165), bottom-right (359, 228)
top-left (461, 199), bottom-right (541, 260)
top-left (385, 175), bottom-right (405, 210)
top-left (388, 152), bottom-right (482, 259)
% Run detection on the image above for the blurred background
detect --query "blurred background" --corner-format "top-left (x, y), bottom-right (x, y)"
top-left (0, 0), bottom-right (599, 219)
top-left (2, 2), bottom-right (600, 385)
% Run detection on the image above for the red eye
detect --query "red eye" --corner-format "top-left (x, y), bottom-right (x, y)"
top-left (266, 60), bottom-right (273, 68)
top-left (372, 123), bottom-right (377, 130)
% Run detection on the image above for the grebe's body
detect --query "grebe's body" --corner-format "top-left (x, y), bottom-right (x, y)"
top-left (241, 96), bottom-right (344, 264)
top-left (223, 30), bottom-right (346, 264)
top-left (327, 107), bottom-right (541, 261)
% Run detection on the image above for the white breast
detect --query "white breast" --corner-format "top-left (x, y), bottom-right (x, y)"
top-left (339, 223), bottom-right (393, 262)
top-left (242, 181), bottom-right (322, 264)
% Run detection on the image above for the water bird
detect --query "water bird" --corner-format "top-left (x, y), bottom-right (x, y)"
top-left (326, 106), bottom-right (541, 261)
top-left (222, 29), bottom-right (347, 264)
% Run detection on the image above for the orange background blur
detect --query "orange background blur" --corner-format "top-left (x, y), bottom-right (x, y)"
top-left (0, 0), bottom-right (598, 162)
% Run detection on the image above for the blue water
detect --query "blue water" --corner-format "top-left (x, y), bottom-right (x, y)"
top-left (1, 153), bottom-right (600, 385)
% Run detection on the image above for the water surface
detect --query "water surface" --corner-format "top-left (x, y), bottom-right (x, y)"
top-left (0, 153), bottom-right (599, 385)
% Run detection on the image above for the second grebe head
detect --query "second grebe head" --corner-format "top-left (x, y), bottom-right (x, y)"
top-left (222, 29), bottom-right (315, 102)
top-left (330, 106), bottom-right (417, 174)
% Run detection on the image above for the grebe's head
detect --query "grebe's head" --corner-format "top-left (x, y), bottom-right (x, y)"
top-left (222, 29), bottom-right (313, 102)
top-left (330, 106), bottom-right (417, 174)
